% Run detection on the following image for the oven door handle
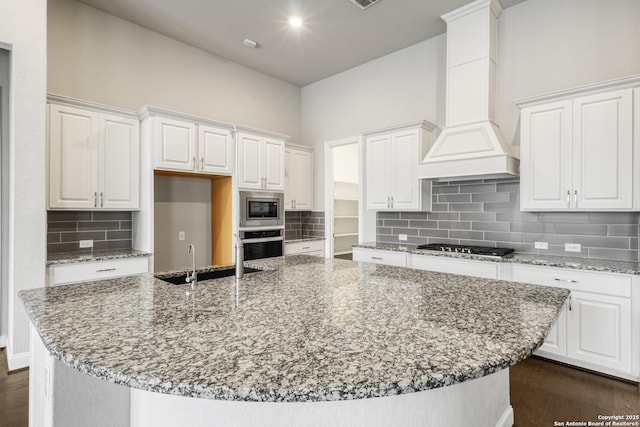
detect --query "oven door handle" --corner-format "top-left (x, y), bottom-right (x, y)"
top-left (241, 237), bottom-right (284, 244)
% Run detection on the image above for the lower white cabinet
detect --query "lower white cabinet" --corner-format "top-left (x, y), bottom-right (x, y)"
top-left (284, 240), bottom-right (324, 257)
top-left (352, 247), bottom-right (407, 267)
top-left (47, 257), bottom-right (149, 286)
top-left (410, 254), bottom-right (498, 279)
top-left (512, 264), bottom-right (635, 379)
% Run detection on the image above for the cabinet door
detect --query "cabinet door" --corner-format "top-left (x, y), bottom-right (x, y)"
top-left (263, 138), bottom-right (284, 191)
top-left (520, 100), bottom-right (573, 210)
top-left (389, 129), bottom-right (420, 210)
top-left (49, 104), bottom-right (98, 209)
top-left (536, 304), bottom-right (568, 357)
top-left (365, 135), bottom-right (390, 210)
top-left (567, 291), bottom-right (631, 374)
top-left (198, 124), bottom-right (232, 175)
top-left (573, 89), bottom-right (633, 210)
top-left (290, 150), bottom-right (313, 209)
top-left (155, 117), bottom-right (196, 171)
top-left (99, 113), bottom-right (140, 209)
top-left (237, 133), bottom-right (262, 189)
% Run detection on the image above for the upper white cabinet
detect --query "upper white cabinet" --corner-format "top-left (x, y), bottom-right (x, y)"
top-left (364, 121), bottom-right (436, 211)
top-left (48, 98), bottom-right (140, 210)
top-left (284, 144), bottom-right (313, 210)
top-left (236, 128), bottom-right (286, 191)
top-left (146, 108), bottom-right (233, 176)
top-left (516, 76), bottom-right (640, 211)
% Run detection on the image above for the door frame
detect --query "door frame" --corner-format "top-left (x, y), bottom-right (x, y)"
top-left (323, 136), bottom-right (367, 258)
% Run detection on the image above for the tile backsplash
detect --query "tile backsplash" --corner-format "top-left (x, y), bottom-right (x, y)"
top-left (47, 211), bottom-right (133, 254)
top-left (377, 178), bottom-right (640, 262)
top-left (285, 211), bottom-right (325, 240)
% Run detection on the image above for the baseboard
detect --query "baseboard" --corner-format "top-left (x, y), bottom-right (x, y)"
top-left (0, 335), bottom-right (6, 348)
top-left (496, 405), bottom-right (514, 427)
top-left (7, 350), bottom-right (30, 371)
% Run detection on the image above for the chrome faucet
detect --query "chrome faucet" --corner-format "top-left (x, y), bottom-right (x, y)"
top-left (234, 234), bottom-right (244, 279)
top-left (186, 244), bottom-right (197, 288)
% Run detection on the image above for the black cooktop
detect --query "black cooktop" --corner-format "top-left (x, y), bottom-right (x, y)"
top-left (416, 243), bottom-right (515, 257)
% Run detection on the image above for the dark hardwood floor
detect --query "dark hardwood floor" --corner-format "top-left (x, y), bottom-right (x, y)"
top-left (0, 348), bottom-right (637, 427)
top-left (0, 348), bottom-right (29, 427)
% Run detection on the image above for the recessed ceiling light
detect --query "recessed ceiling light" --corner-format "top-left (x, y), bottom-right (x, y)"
top-left (288, 16), bottom-right (303, 28)
top-left (243, 38), bottom-right (258, 48)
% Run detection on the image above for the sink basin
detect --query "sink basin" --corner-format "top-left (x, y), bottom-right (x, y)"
top-left (156, 267), bottom-right (261, 285)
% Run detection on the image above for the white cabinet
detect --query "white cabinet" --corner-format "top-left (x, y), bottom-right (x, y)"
top-left (48, 100), bottom-right (140, 210)
top-left (237, 130), bottom-right (285, 191)
top-left (517, 77), bottom-right (640, 211)
top-left (409, 253), bottom-right (498, 279)
top-left (512, 264), bottom-right (635, 378)
top-left (285, 239), bottom-right (324, 257)
top-left (47, 257), bottom-right (149, 286)
top-left (352, 247), bottom-right (407, 267)
top-left (151, 111), bottom-right (233, 175)
top-left (284, 145), bottom-right (313, 210)
top-left (364, 121), bottom-right (435, 211)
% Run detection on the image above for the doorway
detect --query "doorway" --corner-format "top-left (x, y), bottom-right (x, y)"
top-left (324, 137), bottom-right (361, 260)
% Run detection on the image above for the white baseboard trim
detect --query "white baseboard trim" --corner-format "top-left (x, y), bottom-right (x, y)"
top-left (496, 405), bottom-right (514, 427)
top-left (0, 335), bottom-right (6, 348)
top-left (8, 350), bottom-right (30, 371)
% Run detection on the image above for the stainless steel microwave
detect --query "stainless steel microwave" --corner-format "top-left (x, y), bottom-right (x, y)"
top-left (239, 191), bottom-right (284, 228)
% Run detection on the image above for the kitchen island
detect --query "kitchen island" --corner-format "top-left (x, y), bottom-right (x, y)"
top-left (20, 255), bottom-right (568, 427)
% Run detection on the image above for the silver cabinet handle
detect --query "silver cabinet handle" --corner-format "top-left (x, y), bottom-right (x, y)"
top-left (96, 268), bottom-right (116, 273)
top-left (554, 278), bottom-right (578, 283)
top-left (100, 192), bottom-right (104, 208)
top-left (192, 157), bottom-right (196, 170)
top-left (567, 190), bottom-right (570, 208)
top-left (387, 197), bottom-right (390, 208)
top-left (568, 294), bottom-right (572, 311)
top-left (302, 246), bottom-right (310, 250)
top-left (200, 158), bottom-right (204, 170)
top-left (94, 192), bottom-right (98, 208)
top-left (371, 256), bottom-right (383, 260)
top-left (391, 196), bottom-right (394, 208)
top-left (574, 190), bottom-right (578, 208)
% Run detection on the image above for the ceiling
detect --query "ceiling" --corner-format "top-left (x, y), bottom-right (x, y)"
top-left (75, 0), bottom-right (526, 87)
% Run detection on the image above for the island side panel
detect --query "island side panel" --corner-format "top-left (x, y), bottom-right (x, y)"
top-left (30, 324), bottom-right (131, 427)
top-left (129, 369), bottom-right (513, 427)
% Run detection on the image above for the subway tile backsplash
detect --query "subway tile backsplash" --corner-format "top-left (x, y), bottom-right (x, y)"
top-left (377, 178), bottom-right (640, 262)
top-left (47, 211), bottom-right (133, 254)
top-left (285, 211), bottom-right (325, 240)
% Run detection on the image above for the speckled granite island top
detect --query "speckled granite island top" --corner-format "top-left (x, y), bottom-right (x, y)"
top-left (355, 241), bottom-right (640, 275)
top-left (20, 255), bottom-right (568, 403)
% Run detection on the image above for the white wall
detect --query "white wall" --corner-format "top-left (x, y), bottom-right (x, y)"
top-left (333, 143), bottom-right (359, 184)
top-left (154, 176), bottom-right (212, 272)
top-left (47, 0), bottom-right (301, 141)
top-left (0, 49), bottom-right (9, 344)
top-left (0, 0), bottom-right (47, 368)
top-left (302, 0), bottom-right (640, 210)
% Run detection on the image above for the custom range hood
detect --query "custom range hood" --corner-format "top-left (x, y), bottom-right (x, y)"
top-left (418, 0), bottom-right (518, 181)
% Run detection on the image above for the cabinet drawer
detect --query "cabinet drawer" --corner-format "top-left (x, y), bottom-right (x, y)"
top-left (285, 240), bottom-right (324, 256)
top-left (48, 257), bottom-right (149, 285)
top-left (512, 264), bottom-right (631, 297)
top-left (410, 254), bottom-right (498, 279)
top-left (352, 247), bottom-right (407, 267)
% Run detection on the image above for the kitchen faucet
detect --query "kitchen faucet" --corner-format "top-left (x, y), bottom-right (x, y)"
top-left (186, 244), bottom-right (197, 288)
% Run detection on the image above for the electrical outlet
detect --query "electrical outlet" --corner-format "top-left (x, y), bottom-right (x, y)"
top-left (398, 234), bottom-right (408, 241)
top-left (534, 241), bottom-right (548, 250)
top-left (565, 243), bottom-right (581, 252)
top-left (79, 240), bottom-right (93, 248)
top-left (178, 231), bottom-right (186, 241)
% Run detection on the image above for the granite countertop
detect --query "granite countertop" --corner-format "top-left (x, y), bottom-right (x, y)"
top-left (285, 237), bottom-right (325, 243)
top-left (20, 255), bottom-right (568, 403)
top-left (46, 249), bottom-right (152, 266)
top-left (354, 242), bottom-right (640, 275)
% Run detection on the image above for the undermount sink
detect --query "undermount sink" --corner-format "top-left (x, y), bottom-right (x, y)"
top-left (156, 267), bottom-right (261, 285)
